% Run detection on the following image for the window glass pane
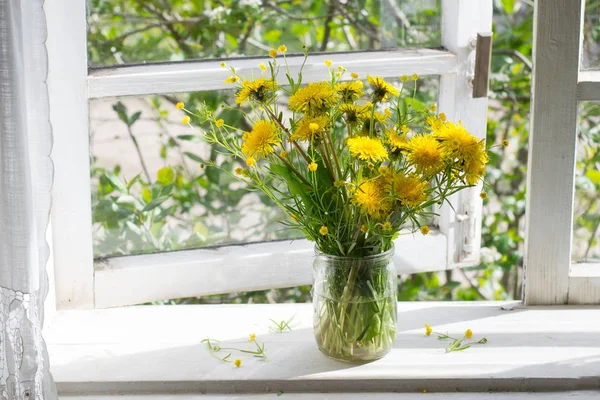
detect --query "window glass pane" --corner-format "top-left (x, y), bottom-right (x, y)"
top-left (573, 101), bottom-right (600, 262)
top-left (582, 1), bottom-right (600, 70)
top-left (90, 76), bottom-right (440, 258)
top-left (87, 0), bottom-right (441, 67)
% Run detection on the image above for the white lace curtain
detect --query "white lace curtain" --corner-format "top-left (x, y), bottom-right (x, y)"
top-left (0, 0), bottom-right (57, 398)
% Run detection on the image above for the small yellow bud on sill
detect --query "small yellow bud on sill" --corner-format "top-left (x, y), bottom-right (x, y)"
top-left (249, 333), bottom-right (256, 342)
top-left (351, 72), bottom-right (359, 79)
top-left (439, 112), bottom-right (447, 121)
top-left (259, 63), bottom-right (267, 72)
top-left (412, 73), bottom-right (419, 80)
top-left (269, 49), bottom-right (278, 58)
top-left (420, 226), bottom-right (430, 235)
top-left (220, 62), bottom-right (226, 68)
top-left (278, 45), bottom-right (287, 53)
top-left (325, 60), bottom-right (332, 67)
top-left (176, 102), bottom-right (185, 109)
top-left (425, 323), bottom-right (433, 336)
top-left (181, 116), bottom-right (190, 124)
top-left (234, 359), bottom-right (242, 367)
top-left (401, 75), bottom-right (409, 83)
top-left (465, 329), bottom-right (473, 339)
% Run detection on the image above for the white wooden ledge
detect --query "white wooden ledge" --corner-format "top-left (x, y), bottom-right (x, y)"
top-left (45, 302), bottom-right (600, 396)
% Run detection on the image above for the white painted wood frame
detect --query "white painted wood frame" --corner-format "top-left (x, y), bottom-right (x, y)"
top-left (47, 0), bottom-right (493, 309)
top-left (525, 0), bottom-right (600, 304)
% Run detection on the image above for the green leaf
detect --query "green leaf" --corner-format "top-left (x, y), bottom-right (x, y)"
top-left (184, 152), bottom-right (205, 163)
top-left (104, 172), bottom-right (127, 193)
top-left (126, 173), bottom-right (141, 190)
top-left (129, 111), bottom-right (142, 126)
top-left (142, 196), bottom-right (169, 212)
top-left (193, 221), bottom-right (209, 238)
top-left (157, 166), bottom-right (175, 185)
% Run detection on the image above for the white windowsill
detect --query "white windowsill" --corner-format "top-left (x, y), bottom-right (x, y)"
top-left (45, 301), bottom-right (600, 397)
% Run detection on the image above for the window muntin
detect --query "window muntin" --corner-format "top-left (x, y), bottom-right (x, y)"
top-left (90, 77), bottom-right (440, 257)
top-left (86, 0), bottom-right (442, 67)
top-left (582, 1), bottom-right (600, 71)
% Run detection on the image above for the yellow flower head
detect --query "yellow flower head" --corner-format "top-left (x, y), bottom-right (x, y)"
top-left (249, 333), bottom-right (256, 342)
top-left (465, 329), bottom-right (473, 339)
top-left (280, 150), bottom-right (288, 158)
top-left (382, 221), bottom-right (392, 231)
top-left (425, 323), bottom-right (433, 336)
top-left (215, 119), bottom-right (225, 127)
top-left (390, 172), bottom-right (428, 208)
top-left (319, 225), bottom-right (329, 235)
top-left (269, 49), bottom-right (278, 58)
top-left (234, 359), bottom-right (242, 367)
top-left (181, 116), bottom-right (191, 125)
top-left (291, 115), bottom-right (330, 142)
top-left (480, 191), bottom-right (487, 200)
top-left (246, 157), bottom-right (256, 167)
top-left (220, 62), bottom-right (227, 68)
top-left (335, 80), bottom-right (364, 103)
top-left (338, 102), bottom-right (372, 125)
top-left (434, 122), bottom-right (488, 185)
top-left (308, 162), bottom-right (318, 172)
top-left (347, 136), bottom-right (388, 164)
top-left (351, 72), bottom-right (359, 79)
top-left (360, 224), bottom-right (368, 233)
top-left (288, 82), bottom-right (338, 115)
top-left (235, 167), bottom-right (244, 175)
top-left (439, 112), bottom-right (447, 121)
top-left (367, 75), bottom-right (399, 102)
top-left (176, 102), bottom-right (185, 109)
top-left (259, 63), bottom-right (267, 72)
top-left (420, 226), bottom-right (430, 235)
top-left (278, 44), bottom-right (287, 53)
top-left (401, 125), bottom-right (410, 134)
top-left (352, 178), bottom-right (391, 219)
top-left (385, 128), bottom-right (408, 153)
top-left (236, 78), bottom-right (279, 105)
top-left (430, 103), bottom-right (437, 112)
top-left (426, 115), bottom-right (445, 132)
top-left (502, 139), bottom-right (509, 147)
top-left (401, 75), bottom-right (409, 83)
top-left (325, 60), bottom-right (332, 67)
top-left (225, 76), bottom-right (239, 84)
top-left (412, 73), bottom-right (419, 80)
top-left (405, 134), bottom-right (445, 176)
top-left (291, 214), bottom-right (298, 222)
top-left (241, 120), bottom-right (281, 159)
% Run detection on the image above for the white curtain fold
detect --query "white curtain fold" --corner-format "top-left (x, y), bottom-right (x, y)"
top-left (0, 0), bottom-right (57, 398)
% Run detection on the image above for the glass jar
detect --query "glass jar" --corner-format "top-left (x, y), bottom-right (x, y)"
top-left (312, 247), bottom-right (397, 362)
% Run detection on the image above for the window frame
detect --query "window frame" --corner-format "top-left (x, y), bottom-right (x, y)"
top-left (46, 0), bottom-right (492, 309)
top-left (524, 0), bottom-right (600, 305)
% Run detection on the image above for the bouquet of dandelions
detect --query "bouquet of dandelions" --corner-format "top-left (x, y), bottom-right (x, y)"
top-left (180, 45), bottom-right (488, 361)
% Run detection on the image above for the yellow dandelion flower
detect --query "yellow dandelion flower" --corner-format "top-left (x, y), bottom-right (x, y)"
top-left (384, 108), bottom-right (392, 117)
top-left (308, 162), bottom-right (318, 172)
top-left (426, 115), bottom-right (445, 132)
top-left (288, 82), bottom-right (338, 115)
top-left (225, 76), bottom-right (239, 84)
top-left (325, 60), bottom-right (332, 67)
top-left (249, 333), bottom-right (256, 342)
top-left (430, 103), bottom-right (437, 112)
top-left (234, 359), bottom-right (242, 367)
top-left (382, 221), bottom-right (392, 231)
top-left (351, 72), bottom-right (359, 79)
top-left (335, 80), bottom-right (364, 102)
top-left (338, 102), bottom-right (372, 125)
top-left (259, 63), bottom-right (267, 72)
top-left (235, 167), bottom-right (243, 175)
top-left (181, 116), bottom-right (190, 124)
top-left (434, 122), bottom-right (488, 185)
top-left (360, 224), bottom-right (368, 233)
top-left (335, 72), bottom-right (341, 78)
top-left (425, 323), bottom-right (432, 336)
top-left (412, 73), bottom-right (419, 80)
top-left (386, 128), bottom-right (408, 153)
top-left (367, 75), bottom-right (399, 102)
top-left (439, 112), bottom-right (447, 121)
top-left (246, 157), bottom-right (256, 167)
top-left (291, 115), bottom-right (330, 141)
top-left (405, 134), bottom-right (445, 176)
top-left (502, 139), bottom-right (509, 147)
top-left (465, 329), bottom-right (473, 339)
top-left (319, 225), bottom-right (329, 235)
top-left (220, 62), bottom-right (226, 68)
top-left (420, 226), bottom-right (430, 235)
top-left (337, 66), bottom-right (345, 71)
top-left (215, 119), bottom-right (225, 127)
top-left (480, 192), bottom-right (487, 200)
top-left (401, 125), bottom-right (410, 133)
top-left (401, 75), bottom-right (409, 83)
top-left (390, 172), bottom-right (428, 208)
top-left (347, 136), bottom-right (388, 163)
top-left (278, 44), bottom-right (287, 53)
top-left (269, 49), bottom-right (278, 58)
top-left (242, 120), bottom-right (281, 159)
top-left (280, 150), bottom-right (288, 158)
top-left (352, 178), bottom-right (391, 219)
top-left (236, 78), bottom-right (279, 105)
top-left (176, 102), bottom-right (185, 109)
